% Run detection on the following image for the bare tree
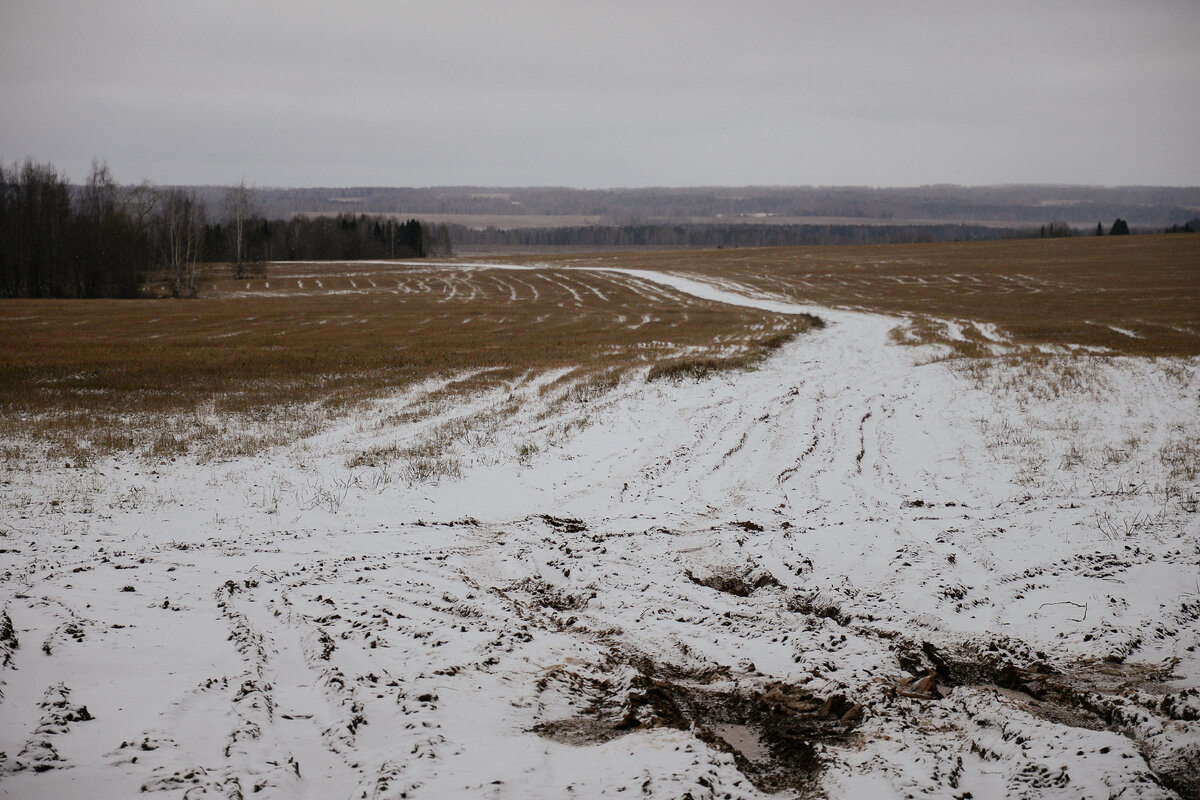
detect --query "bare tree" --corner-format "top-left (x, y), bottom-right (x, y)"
top-left (0, 159), bottom-right (71, 297)
top-left (426, 223), bottom-right (453, 257)
top-left (154, 188), bottom-right (206, 297)
top-left (74, 160), bottom-right (144, 297)
top-left (223, 178), bottom-right (260, 278)
top-left (123, 179), bottom-right (160, 233)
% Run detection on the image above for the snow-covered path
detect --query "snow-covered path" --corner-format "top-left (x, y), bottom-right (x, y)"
top-left (2, 269), bottom-right (1198, 798)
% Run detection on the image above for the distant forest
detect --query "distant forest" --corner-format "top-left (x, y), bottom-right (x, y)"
top-left (205, 215), bottom-right (451, 267)
top-left (442, 222), bottom-right (1013, 249)
top-left (3, 159), bottom-right (1198, 298)
top-left (187, 182), bottom-right (1200, 251)
top-left (206, 184), bottom-right (1200, 228)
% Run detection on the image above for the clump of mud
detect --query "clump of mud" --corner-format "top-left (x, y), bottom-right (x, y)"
top-left (539, 514), bottom-right (587, 533)
top-left (535, 659), bottom-right (861, 795)
top-left (685, 567), bottom-right (779, 597)
top-left (0, 608), bottom-right (18, 668)
top-left (897, 638), bottom-right (1200, 799)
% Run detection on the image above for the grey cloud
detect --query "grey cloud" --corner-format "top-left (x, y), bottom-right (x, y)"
top-left (2, 0), bottom-right (1198, 187)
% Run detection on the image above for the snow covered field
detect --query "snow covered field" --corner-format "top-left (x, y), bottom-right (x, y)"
top-left (2, 267), bottom-right (1198, 799)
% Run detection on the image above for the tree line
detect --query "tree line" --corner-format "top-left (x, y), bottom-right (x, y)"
top-left (1040, 218), bottom-right (1152, 237)
top-left (443, 221), bottom-right (1023, 249)
top-left (210, 213), bottom-right (451, 269)
top-left (1, 160), bottom-right (152, 297)
top-left (0, 159), bottom-right (448, 299)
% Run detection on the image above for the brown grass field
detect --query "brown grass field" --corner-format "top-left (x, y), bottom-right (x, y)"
top-left (0, 264), bottom-right (809, 463)
top-left (1, 234), bottom-right (1196, 463)
top-left (507, 234), bottom-right (1200, 357)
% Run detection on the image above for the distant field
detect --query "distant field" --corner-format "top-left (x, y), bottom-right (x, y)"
top-left (1, 234), bottom-right (1195, 463)
top-left (512, 234), bottom-right (1200, 357)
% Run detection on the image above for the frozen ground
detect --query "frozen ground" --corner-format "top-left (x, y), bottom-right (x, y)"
top-left (1, 269), bottom-right (1198, 799)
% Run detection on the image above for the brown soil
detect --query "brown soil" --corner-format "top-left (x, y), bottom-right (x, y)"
top-left (534, 657), bottom-right (861, 796)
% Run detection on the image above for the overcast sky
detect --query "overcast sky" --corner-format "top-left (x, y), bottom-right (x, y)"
top-left (2, 1), bottom-right (1198, 188)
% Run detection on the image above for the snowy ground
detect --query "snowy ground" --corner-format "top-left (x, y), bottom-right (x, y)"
top-left (2, 269), bottom-right (1198, 799)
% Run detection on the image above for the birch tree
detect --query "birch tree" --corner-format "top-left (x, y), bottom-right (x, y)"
top-left (155, 188), bottom-right (206, 297)
top-left (223, 179), bottom-right (261, 278)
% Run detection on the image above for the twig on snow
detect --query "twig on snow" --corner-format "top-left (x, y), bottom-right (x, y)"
top-left (1035, 600), bottom-right (1087, 622)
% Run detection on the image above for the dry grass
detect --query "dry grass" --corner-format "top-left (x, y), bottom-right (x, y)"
top-left (509, 234), bottom-right (1200, 357)
top-left (0, 262), bottom-right (808, 462)
top-left (644, 328), bottom-right (820, 383)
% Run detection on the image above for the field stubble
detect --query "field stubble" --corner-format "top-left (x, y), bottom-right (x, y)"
top-left (520, 234), bottom-right (1199, 357)
top-left (0, 262), bottom-right (812, 465)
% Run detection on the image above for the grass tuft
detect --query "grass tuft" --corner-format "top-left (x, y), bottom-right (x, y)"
top-left (646, 322), bottom-right (820, 383)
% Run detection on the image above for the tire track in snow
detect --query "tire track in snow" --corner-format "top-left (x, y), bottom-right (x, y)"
top-left (566, 269), bottom-right (1018, 643)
